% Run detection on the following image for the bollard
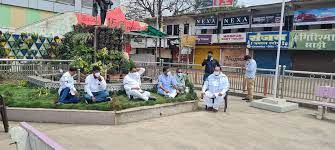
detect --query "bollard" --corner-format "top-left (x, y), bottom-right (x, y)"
top-left (77, 69), bottom-right (81, 83)
top-left (51, 67), bottom-right (55, 82)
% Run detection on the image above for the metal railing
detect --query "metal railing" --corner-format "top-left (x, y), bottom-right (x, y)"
top-left (1, 59), bottom-right (334, 103)
top-left (0, 59), bottom-right (72, 80)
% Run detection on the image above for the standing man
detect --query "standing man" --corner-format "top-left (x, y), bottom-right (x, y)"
top-left (202, 51), bottom-right (220, 82)
top-left (84, 66), bottom-right (112, 104)
top-left (174, 68), bottom-right (188, 93)
top-left (157, 67), bottom-right (178, 98)
top-left (123, 66), bottom-right (153, 101)
top-left (57, 67), bottom-right (80, 104)
top-left (201, 66), bottom-right (229, 112)
top-left (243, 55), bottom-right (257, 102)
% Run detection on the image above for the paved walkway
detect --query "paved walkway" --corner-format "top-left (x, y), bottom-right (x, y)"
top-left (1, 96), bottom-right (335, 150)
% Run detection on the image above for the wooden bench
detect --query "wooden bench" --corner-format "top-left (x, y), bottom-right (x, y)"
top-left (312, 86), bottom-right (335, 120)
top-left (0, 95), bottom-right (9, 132)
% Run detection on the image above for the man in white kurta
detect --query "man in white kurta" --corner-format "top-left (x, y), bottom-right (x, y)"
top-left (202, 66), bottom-right (229, 112)
top-left (123, 67), bottom-right (151, 101)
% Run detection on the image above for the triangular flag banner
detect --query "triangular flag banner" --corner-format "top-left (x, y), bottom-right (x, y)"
top-left (8, 50), bottom-right (15, 56)
top-left (30, 43), bottom-right (38, 50)
top-left (32, 50), bottom-right (38, 56)
top-left (43, 39), bottom-right (49, 44)
top-left (21, 49), bottom-right (28, 56)
top-left (47, 37), bottom-right (54, 43)
top-left (16, 51), bottom-right (24, 57)
top-left (36, 38), bottom-right (42, 43)
top-left (40, 50), bottom-right (47, 56)
top-left (0, 41), bottom-right (6, 47)
top-left (8, 41), bottom-right (15, 48)
top-left (5, 43), bottom-right (11, 49)
top-left (35, 51), bottom-right (42, 58)
top-left (21, 43), bottom-right (29, 50)
top-left (8, 36), bottom-right (15, 42)
top-left (12, 34), bottom-right (20, 41)
top-left (28, 43), bottom-right (34, 49)
top-left (39, 45), bottom-right (46, 50)
top-left (35, 43), bottom-right (43, 50)
top-left (5, 48), bottom-right (11, 55)
top-left (13, 49), bottom-right (20, 55)
top-left (16, 56), bottom-right (24, 59)
top-left (4, 33), bottom-right (11, 40)
top-left (40, 37), bottom-right (46, 43)
top-left (43, 43), bottom-right (50, 49)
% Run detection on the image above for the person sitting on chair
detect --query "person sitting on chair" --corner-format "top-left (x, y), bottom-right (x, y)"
top-left (174, 68), bottom-right (188, 93)
top-left (57, 67), bottom-right (80, 104)
top-left (201, 66), bottom-right (229, 112)
top-left (84, 66), bottom-right (112, 104)
top-left (157, 67), bottom-right (178, 98)
top-left (123, 66), bottom-right (154, 101)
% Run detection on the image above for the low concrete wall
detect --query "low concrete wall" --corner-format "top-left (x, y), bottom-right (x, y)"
top-left (5, 101), bottom-right (198, 125)
top-left (115, 101), bottom-right (198, 125)
top-left (7, 108), bottom-right (116, 125)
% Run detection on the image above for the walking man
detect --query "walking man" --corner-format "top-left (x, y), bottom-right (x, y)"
top-left (202, 51), bottom-right (220, 82)
top-left (201, 66), bottom-right (229, 112)
top-left (243, 55), bottom-right (257, 102)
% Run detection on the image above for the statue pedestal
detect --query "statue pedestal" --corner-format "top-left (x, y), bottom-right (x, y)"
top-left (250, 97), bottom-right (298, 113)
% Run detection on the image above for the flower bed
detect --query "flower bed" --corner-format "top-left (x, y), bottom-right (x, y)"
top-left (0, 80), bottom-right (198, 111)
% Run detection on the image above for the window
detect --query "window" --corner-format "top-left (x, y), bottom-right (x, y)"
top-left (173, 25), bottom-right (179, 36)
top-left (201, 29), bottom-right (207, 34)
top-left (237, 28), bottom-right (246, 32)
top-left (184, 24), bottom-right (189, 34)
top-left (321, 24), bottom-right (332, 29)
top-left (296, 25), bottom-right (309, 30)
top-left (264, 27), bottom-right (272, 31)
top-left (167, 25), bottom-right (173, 35)
top-left (223, 29), bottom-right (231, 33)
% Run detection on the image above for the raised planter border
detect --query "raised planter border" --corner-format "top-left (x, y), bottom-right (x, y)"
top-left (5, 100), bottom-right (198, 125)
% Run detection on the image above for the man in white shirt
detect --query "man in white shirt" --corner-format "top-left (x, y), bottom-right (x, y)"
top-left (84, 66), bottom-right (111, 104)
top-left (243, 55), bottom-right (257, 102)
top-left (123, 66), bottom-right (153, 101)
top-left (201, 66), bottom-right (229, 112)
top-left (57, 67), bottom-right (79, 104)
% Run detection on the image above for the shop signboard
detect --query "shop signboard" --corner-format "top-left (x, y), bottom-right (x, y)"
top-left (195, 16), bottom-right (218, 29)
top-left (198, 0), bottom-right (234, 9)
top-left (223, 16), bottom-right (250, 29)
top-left (219, 33), bottom-right (246, 43)
top-left (290, 30), bottom-right (335, 50)
top-left (251, 13), bottom-right (281, 28)
top-left (247, 32), bottom-right (290, 49)
top-left (197, 35), bottom-right (212, 44)
top-left (294, 8), bottom-right (335, 25)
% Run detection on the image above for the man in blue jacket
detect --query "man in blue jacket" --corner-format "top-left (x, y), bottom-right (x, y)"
top-left (202, 51), bottom-right (220, 82)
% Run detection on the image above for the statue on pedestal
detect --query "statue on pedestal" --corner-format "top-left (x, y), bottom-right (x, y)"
top-left (93, 0), bottom-right (114, 25)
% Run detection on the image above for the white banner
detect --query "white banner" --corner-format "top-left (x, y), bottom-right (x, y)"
top-left (218, 33), bottom-right (246, 43)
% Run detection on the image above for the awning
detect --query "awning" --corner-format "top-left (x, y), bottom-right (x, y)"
top-left (129, 26), bottom-right (166, 38)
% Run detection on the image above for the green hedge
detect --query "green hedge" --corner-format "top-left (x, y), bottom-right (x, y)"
top-left (0, 81), bottom-right (197, 111)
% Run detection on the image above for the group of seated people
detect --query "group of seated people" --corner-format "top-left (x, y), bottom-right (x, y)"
top-left (56, 65), bottom-right (229, 112)
top-left (55, 66), bottom-right (189, 104)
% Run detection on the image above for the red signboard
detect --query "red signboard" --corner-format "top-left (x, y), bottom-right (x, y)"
top-left (213, 0), bottom-right (234, 7)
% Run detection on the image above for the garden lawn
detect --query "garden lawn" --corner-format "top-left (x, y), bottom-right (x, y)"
top-left (0, 81), bottom-right (197, 111)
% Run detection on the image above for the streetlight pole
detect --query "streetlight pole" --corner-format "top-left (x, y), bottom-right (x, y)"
top-left (273, 0), bottom-right (286, 98)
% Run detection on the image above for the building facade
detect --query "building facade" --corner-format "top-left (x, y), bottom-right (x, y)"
top-left (0, 0), bottom-right (93, 31)
top-left (146, 0), bottom-right (335, 72)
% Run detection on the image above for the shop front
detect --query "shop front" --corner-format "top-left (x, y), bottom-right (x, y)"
top-left (247, 31), bottom-right (293, 69)
top-left (194, 35), bottom-right (221, 68)
top-left (214, 33), bottom-right (247, 67)
top-left (289, 30), bottom-right (335, 72)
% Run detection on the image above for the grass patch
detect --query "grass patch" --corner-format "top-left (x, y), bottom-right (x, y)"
top-left (0, 81), bottom-right (198, 111)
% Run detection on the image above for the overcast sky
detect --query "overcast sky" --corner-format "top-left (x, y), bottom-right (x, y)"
top-left (238, 0), bottom-right (286, 6)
